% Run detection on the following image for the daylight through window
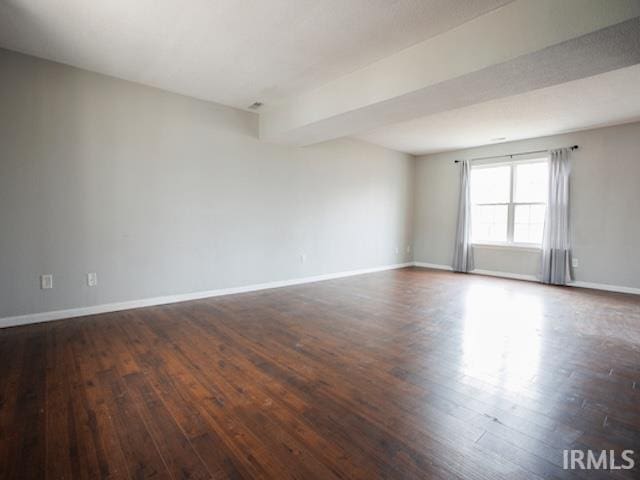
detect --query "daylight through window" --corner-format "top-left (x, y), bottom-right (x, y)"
top-left (470, 159), bottom-right (548, 246)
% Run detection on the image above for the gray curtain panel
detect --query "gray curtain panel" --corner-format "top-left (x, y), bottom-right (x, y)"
top-left (452, 160), bottom-right (474, 273)
top-left (541, 148), bottom-right (572, 285)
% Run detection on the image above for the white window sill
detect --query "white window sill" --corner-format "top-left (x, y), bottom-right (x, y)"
top-left (472, 243), bottom-right (541, 253)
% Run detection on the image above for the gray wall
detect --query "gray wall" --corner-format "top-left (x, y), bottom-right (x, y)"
top-left (0, 49), bottom-right (414, 319)
top-left (414, 122), bottom-right (640, 289)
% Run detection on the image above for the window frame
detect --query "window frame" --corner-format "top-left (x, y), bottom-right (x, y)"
top-left (470, 157), bottom-right (548, 249)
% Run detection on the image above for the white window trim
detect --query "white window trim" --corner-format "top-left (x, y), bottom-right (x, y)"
top-left (471, 157), bottom-right (548, 248)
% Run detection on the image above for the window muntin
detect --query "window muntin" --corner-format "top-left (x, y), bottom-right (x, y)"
top-left (470, 159), bottom-right (548, 246)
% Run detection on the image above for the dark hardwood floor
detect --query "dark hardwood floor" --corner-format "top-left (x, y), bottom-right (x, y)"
top-left (1, 267), bottom-right (639, 479)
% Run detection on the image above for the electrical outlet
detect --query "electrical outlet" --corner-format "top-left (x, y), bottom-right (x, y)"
top-left (299, 253), bottom-right (307, 264)
top-left (571, 258), bottom-right (579, 268)
top-left (87, 272), bottom-right (98, 287)
top-left (40, 274), bottom-right (53, 289)
top-left (406, 245), bottom-right (411, 253)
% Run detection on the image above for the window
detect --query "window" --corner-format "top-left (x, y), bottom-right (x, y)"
top-left (470, 159), bottom-right (548, 246)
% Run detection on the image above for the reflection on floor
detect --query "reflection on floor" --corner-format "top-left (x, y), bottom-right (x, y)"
top-left (462, 283), bottom-right (543, 394)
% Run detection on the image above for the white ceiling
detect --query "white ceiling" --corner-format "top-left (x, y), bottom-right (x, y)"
top-left (355, 64), bottom-right (640, 155)
top-left (0, 0), bottom-right (511, 110)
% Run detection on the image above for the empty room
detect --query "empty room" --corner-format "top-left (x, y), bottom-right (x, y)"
top-left (2, 0), bottom-right (640, 478)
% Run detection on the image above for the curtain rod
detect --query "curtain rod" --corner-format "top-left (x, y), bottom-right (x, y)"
top-left (453, 145), bottom-right (578, 163)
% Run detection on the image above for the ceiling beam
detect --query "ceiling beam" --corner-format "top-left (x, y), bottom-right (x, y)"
top-left (259, 0), bottom-right (640, 146)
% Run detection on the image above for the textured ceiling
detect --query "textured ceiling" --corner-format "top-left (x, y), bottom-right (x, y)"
top-left (355, 64), bottom-right (640, 155)
top-left (0, 0), bottom-right (512, 110)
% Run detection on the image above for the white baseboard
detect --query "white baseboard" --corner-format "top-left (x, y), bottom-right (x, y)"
top-left (413, 262), bottom-right (452, 271)
top-left (412, 262), bottom-right (640, 295)
top-left (3, 261), bottom-right (638, 328)
top-left (0, 262), bottom-right (413, 329)
top-left (472, 269), bottom-right (538, 282)
top-left (569, 280), bottom-right (640, 295)
top-left (413, 263), bottom-right (537, 282)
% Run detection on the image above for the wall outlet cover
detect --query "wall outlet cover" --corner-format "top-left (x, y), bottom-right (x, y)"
top-left (40, 274), bottom-right (53, 289)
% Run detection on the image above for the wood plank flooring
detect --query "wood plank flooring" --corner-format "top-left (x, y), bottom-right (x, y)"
top-left (1, 267), bottom-right (639, 479)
